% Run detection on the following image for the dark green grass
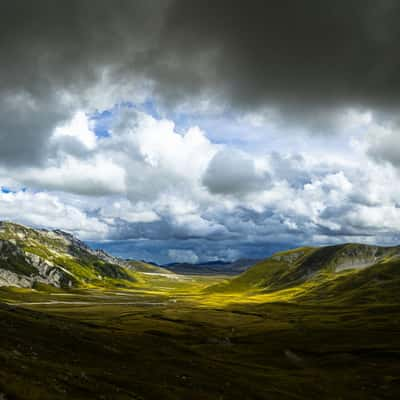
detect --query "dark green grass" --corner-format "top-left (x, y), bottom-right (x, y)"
top-left (296, 258), bottom-right (400, 304)
top-left (1, 287), bottom-right (400, 400)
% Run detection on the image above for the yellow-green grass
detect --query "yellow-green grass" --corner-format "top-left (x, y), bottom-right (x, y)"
top-left (1, 278), bottom-right (400, 400)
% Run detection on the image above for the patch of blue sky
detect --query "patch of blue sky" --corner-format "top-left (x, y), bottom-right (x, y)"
top-left (137, 99), bottom-right (160, 119)
top-left (90, 109), bottom-right (114, 138)
top-left (90, 100), bottom-right (161, 138)
top-left (169, 109), bottom-right (355, 157)
top-left (1, 186), bottom-right (26, 194)
top-left (167, 109), bottom-right (278, 150)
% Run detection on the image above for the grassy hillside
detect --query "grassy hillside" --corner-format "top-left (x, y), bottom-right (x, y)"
top-left (206, 247), bottom-right (314, 292)
top-left (296, 257), bottom-right (400, 304)
top-left (125, 259), bottom-right (173, 274)
top-left (207, 244), bottom-right (400, 303)
top-left (0, 221), bottom-right (172, 289)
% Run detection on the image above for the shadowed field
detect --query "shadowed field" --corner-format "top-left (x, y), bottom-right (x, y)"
top-left (1, 281), bottom-right (400, 400)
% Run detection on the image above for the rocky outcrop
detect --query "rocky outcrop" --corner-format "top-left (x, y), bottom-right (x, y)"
top-left (45, 228), bottom-right (128, 268)
top-left (330, 244), bottom-right (400, 272)
top-left (271, 251), bottom-right (306, 264)
top-left (0, 238), bottom-right (74, 288)
top-left (0, 269), bottom-right (32, 288)
top-left (24, 252), bottom-right (74, 288)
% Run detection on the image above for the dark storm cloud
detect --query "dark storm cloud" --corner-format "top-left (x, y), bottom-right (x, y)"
top-left (0, 0), bottom-right (166, 166)
top-left (158, 0), bottom-right (400, 115)
top-left (0, 94), bottom-right (66, 166)
top-left (2, 0), bottom-right (400, 109)
top-left (2, 0), bottom-right (400, 167)
top-left (0, 0), bottom-right (165, 93)
top-left (88, 237), bottom-right (295, 265)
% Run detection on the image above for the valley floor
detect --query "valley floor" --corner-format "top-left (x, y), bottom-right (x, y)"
top-left (1, 282), bottom-right (400, 399)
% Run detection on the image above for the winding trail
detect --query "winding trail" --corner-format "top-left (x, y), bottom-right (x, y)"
top-left (7, 300), bottom-right (168, 306)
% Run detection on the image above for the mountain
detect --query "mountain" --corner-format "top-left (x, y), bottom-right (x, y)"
top-left (163, 258), bottom-right (259, 275)
top-left (208, 243), bottom-right (400, 303)
top-left (2, 220), bottom-right (400, 305)
top-left (0, 221), bottom-right (170, 289)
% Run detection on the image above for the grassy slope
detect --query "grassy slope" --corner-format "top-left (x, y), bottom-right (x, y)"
top-left (207, 244), bottom-right (400, 301)
top-left (206, 247), bottom-right (316, 293)
top-left (0, 284), bottom-right (400, 400)
top-left (296, 258), bottom-right (400, 304)
top-left (0, 222), bottom-right (171, 289)
top-left (125, 260), bottom-right (172, 274)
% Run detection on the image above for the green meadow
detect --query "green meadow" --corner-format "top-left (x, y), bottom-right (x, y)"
top-left (1, 267), bottom-right (400, 400)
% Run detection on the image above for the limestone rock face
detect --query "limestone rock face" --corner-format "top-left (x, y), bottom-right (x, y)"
top-left (25, 252), bottom-right (74, 288)
top-left (271, 251), bottom-right (305, 264)
top-left (0, 238), bottom-right (74, 288)
top-left (0, 268), bottom-right (32, 288)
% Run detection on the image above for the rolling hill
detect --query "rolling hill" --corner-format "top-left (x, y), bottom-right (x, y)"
top-left (208, 243), bottom-right (400, 303)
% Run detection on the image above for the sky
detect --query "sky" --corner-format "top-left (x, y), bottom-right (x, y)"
top-left (1, 1), bottom-right (400, 264)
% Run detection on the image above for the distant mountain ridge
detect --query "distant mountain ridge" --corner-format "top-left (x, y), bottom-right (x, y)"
top-left (163, 258), bottom-right (259, 275)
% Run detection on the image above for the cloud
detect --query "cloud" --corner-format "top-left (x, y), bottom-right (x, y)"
top-left (157, 1), bottom-right (400, 124)
top-left (0, 1), bottom-right (165, 168)
top-left (2, 108), bottom-right (216, 198)
top-left (17, 155), bottom-right (126, 196)
top-left (1, 101), bottom-right (400, 262)
top-left (0, 190), bottom-right (108, 239)
top-left (107, 108), bottom-right (218, 202)
top-left (51, 111), bottom-right (97, 154)
top-left (100, 200), bottom-right (160, 224)
top-left (2, 0), bottom-right (400, 268)
top-left (2, 0), bottom-right (400, 172)
top-left (203, 149), bottom-right (270, 195)
top-left (366, 122), bottom-right (400, 167)
top-left (0, 91), bottom-right (72, 166)
top-left (167, 249), bottom-right (199, 263)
